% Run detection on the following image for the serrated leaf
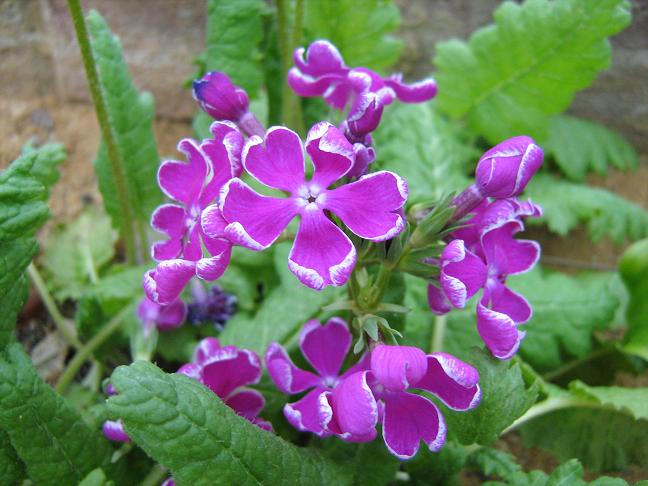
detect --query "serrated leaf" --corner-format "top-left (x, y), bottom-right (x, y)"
top-left (569, 380), bottom-right (648, 420)
top-left (444, 348), bottom-right (539, 446)
top-left (108, 360), bottom-right (350, 486)
top-left (206, 0), bottom-right (264, 97)
top-left (434, 0), bottom-right (632, 143)
top-left (406, 439), bottom-right (468, 486)
top-left (373, 103), bottom-right (475, 202)
top-left (618, 239), bottom-right (648, 360)
top-left (0, 429), bottom-right (25, 485)
top-left (87, 11), bottom-right (161, 239)
top-left (526, 173), bottom-right (648, 244)
top-left (509, 269), bottom-right (619, 371)
top-left (546, 115), bottom-right (638, 181)
top-left (468, 447), bottom-right (522, 478)
top-left (42, 206), bottom-right (116, 302)
top-left (304, 0), bottom-right (403, 71)
top-left (0, 344), bottom-right (112, 485)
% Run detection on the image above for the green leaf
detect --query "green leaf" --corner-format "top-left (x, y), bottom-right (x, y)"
top-left (444, 348), bottom-right (539, 446)
top-left (205, 0), bottom-right (264, 97)
top-left (108, 361), bottom-right (351, 486)
top-left (526, 173), bottom-right (648, 244)
top-left (87, 11), bottom-right (161, 238)
top-left (569, 380), bottom-right (648, 421)
top-left (406, 439), bottom-right (468, 486)
top-left (434, 0), bottom-right (632, 143)
top-left (509, 269), bottom-right (620, 371)
top-left (546, 115), bottom-right (638, 181)
top-left (218, 243), bottom-right (340, 354)
top-left (468, 447), bottom-right (522, 479)
top-left (42, 206), bottom-right (116, 302)
top-left (78, 468), bottom-right (114, 486)
top-left (0, 344), bottom-right (112, 485)
top-left (373, 103), bottom-right (475, 202)
top-left (0, 429), bottom-right (25, 485)
top-left (618, 239), bottom-right (648, 360)
top-left (304, 0), bottom-right (403, 71)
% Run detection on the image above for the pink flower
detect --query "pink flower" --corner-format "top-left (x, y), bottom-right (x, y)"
top-left (265, 318), bottom-right (370, 439)
top-left (206, 122), bottom-right (407, 290)
top-left (321, 345), bottom-right (481, 459)
top-left (136, 296), bottom-right (187, 333)
top-left (144, 122), bottom-right (243, 305)
top-left (178, 337), bottom-right (273, 431)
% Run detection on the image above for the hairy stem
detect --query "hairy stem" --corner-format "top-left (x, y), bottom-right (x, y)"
top-left (502, 395), bottom-right (596, 435)
top-left (56, 303), bottom-right (133, 394)
top-left (27, 264), bottom-right (82, 350)
top-left (67, 0), bottom-right (138, 264)
top-left (430, 314), bottom-right (447, 353)
top-left (277, 0), bottom-right (305, 133)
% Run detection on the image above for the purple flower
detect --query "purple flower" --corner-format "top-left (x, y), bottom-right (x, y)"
top-left (288, 40), bottom-right (437, 111)
top-left (144, 122), bottom-right (243, 305)
top-left (320, 345), bottom-right (480, 459)
top-left (193, 71), bottom-right (249, 122)
top-left (206, 122), bottom-right (407, 290)
top-left (178, 337), bottom-right (273, 431)
top-left (265, 318), bottom-right (370, 439)
top-left (102, 419), bottom-right (130, 443)
top-left (187, 281), bottom-right (237, 330)
top-left (136, 296), bottom-right (187, 333)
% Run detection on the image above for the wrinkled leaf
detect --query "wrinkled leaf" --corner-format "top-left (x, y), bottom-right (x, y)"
top-left (0, 429), bottom-right (25, 486)
top-left (467, 447), bottom-right (521, 479)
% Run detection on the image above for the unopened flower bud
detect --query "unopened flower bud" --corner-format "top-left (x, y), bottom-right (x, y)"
top-left (346, 91), bottom-right (384, 138)
top-left (192, 71), bottom-right (249, 122)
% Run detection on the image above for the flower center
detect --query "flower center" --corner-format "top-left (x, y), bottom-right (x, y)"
top-left (295, 183), bottom-right (326, 209)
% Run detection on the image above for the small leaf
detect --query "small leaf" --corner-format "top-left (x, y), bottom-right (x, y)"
top-left (467, 447), bottom-right (522, 479)
top-left (304, 0), bottom-right (403, 71)
top-left (78, 468), bottom-right (114, 486)
top-left (108, 361), bottom-right (351, 485)
top-left (526, 173), bottom-right (648, 244)
top-left (618, 238), bottom-right (648, 360)
top-left (546, 115), bottom-right (638, 181)
top-left (434, 0), bottom-right (632, 143)
top-left (406, 439), bottom-right (468, 486)
top-left (0, 344), bottom-right (113, 485)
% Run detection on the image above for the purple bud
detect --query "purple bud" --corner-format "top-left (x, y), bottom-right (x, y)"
top-left (102, 420), bottom-right (130, 442)
top-left (137, 296), bottom-right (187, 333)
top-left (475, 136), bottom-right (543, 199)
top-left (346, 91), bottom-right (384, 138)
top-left (347, 142), bottom-right (376, 179)
top-left (104, 382), bottom-right (117, 396)
top-left (192, 71), bottom-right (249, 122)
top-left (187, 284), bottom-right (237, 330)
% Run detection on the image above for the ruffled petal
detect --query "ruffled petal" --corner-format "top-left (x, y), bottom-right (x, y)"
top-left (154, 299), bottom-right (188, 331)
top-left (440, 239), bottom-right (487, 309)
top-left (482, 222), bottom-right (540, 276)
top-left (305, 123), bottom-right (355, 188)
top-left (200, 204), bottom-right (228, 241)
top-left (427, 283), bottom-right (452, 315)
top-left (324, 171), bottom-right (407, 241)
top-left (384, 74), bottom-right (437, 103)
top-left (340, 352), bottom-right (372, 379)
top-left (195, 240), bottom-right (231, 281)
top-left (150, 204), bottom-right (185, 261)
top-left (220, 179), bottom-right (297, 250)
top-left (193, 337), bottom-right (221, 364)
top-left (323, 82), bottom-right (353, 111)
top-left (293, 40), bottom-right (347, 77)
top-left (370, 345), bottom-right (428, 392)
top-left (486, 282), bottom-right (533, 324)
top-left (288, 207), bottom-right (356, 290)
top-left (414, 353), bottom-right (481, 411)
top-left (225, 389), bottom-right (265, 419)
top-left (199, 121), bottom-right (244, 206)
top-left (182, 224), bottom-right (203, 261)
top-left (177, 363), bottom-right (201, 381)
top-left (102, 420), bottom-right (130, 443)
top-left (477, 295), bottom-right (526, 360)
top-left (287, 67), bottom-right (340, 98)
top-left (284, 387), bottom-right (331, 436)
top-left (382, 392), bottom-right (446, 460)
top-left (299, 318), bottom-right (351, 380)
top-left (201, 346), bottom-right (262, 398)
top-left (265, 342), bottom-right (321, 394)
top-left (143, 260), bottom-right (195, 305)
top-left (346, 91), bottom-right (384, 137)
top-left (158, 138), bottom-right (208, 206)
top-left (243, 127), bottom-right (306, 192)
top-left (249, 417), bottom-right (274, 432)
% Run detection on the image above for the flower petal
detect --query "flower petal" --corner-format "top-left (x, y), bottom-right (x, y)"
top-left (384, 75), bottom-right (437, 103)
top-left (199, 122), bottom-right (244, 206)
top-left (288, 207), bottom-right (356, 290)
top-left (414, 353), bottom-right (481, 411)
top-left (305, 122), bottom-right (355, 188)
top-left (284, 387), bottom-right (331, 437)
top-left (177, 363), bottom-right (201, 381)
top-left (243, 127), bottom-right (306, 192)
top-left (370, 345), bottom-right (428, 392)
top-left (427, 283), bottom-right (452, 315)
top-left (324, 171), bottom-right (407, 241)
top-left (192, 71), bottom-right (249, 121)
top-left (382, 392), bottom-right (446, 460)
top-left (320, 371), bottom-right (378, 437)
top-left (201, 346), bottom-right (262, 398)
top-left (299, 318), bottom-right (352, 380)
top-left (486, 282), bottom-right (533, 324)
top-left (265, 342), bottom-right (320, 394)
top-left (440, 239), bottom-right (487, 309)
top-left (195, 240), bottom-right (231, 281)
top-left (143, 260), bottom-right (195, 305)
top-left (150, 204), bottom-right (186, 261)
top-left (482, 223), bottom-right (540, 276)
top-left (477, 296), bottom-right (526, 360)
top-left (154, 299), bottom-right (188, 331)
top-left (102, 420), bottom-right (130, 443)
top-left (158, 138), bottom-right (208, 205)
top-left (293, 40), bottom-right (347, 77)
top-left (193, 337), bottom-right (221, 364)
top-left (225, 389), bottom-right (265, 419)
top-left (200, 203), bottom-right (228, 241)
top-left (220, 179), bottom-right (297, 250)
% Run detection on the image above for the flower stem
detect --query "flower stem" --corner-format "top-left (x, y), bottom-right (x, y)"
top-left (277, 0), bottom-right (305, 133)
top-left (27, 263), bottom-right (82, 350)
top-left (56, 303), bottom-right (133, 394)
top-left (140, 464), bottom-right (168, 486)
top-left (542, 348), bottom-right (613, 382)
top-left (67, 0), bottom-right (138, 264)
top-left (502, 395), bottom-right (597, 435)
top-left (430, 314), bottom-right (447, 353)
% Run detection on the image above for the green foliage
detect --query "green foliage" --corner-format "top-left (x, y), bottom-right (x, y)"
top-left (206, 0), bottom-right (265, 97)
top-left (546, 115), bottom-right (638, 181)
top-left (444, 348), bottom-right (539, 445)
top-left (0, 429), bottom-right (25, 486)
top-left (434, 0), bottom-right (631, 143)
top-left (79, 468), bottom-right (114, 486)
top-left (618, 239), bottom-right (648, 360)
top-left (304, 0), bottom-right (403, 71)
top-left (87, 11), bottom-right (161, 239)
top-left (406, 440), bottom-right (468, 486)
top-left (526, 174), bottom-right (648, 244)
top-left (108, 361), bottom-right (350, 486)
top-left (484, 458), bottom-right (630, 486)
top-left (569, 380), bottom-right (648, 421)
top-left (468, 447), bottom-right (522, 478)
top-left (510, 270), bottom-right (619, 371)
top-left (42, 206), bottom-right (116, 302)
top-left (373, 103), bottom-right (475, 202)
top-left (0, 344), bottom-right (112, 485)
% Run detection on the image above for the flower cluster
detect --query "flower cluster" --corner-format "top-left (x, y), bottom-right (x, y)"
top-left (267, 320), bottom-right (480, 459)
